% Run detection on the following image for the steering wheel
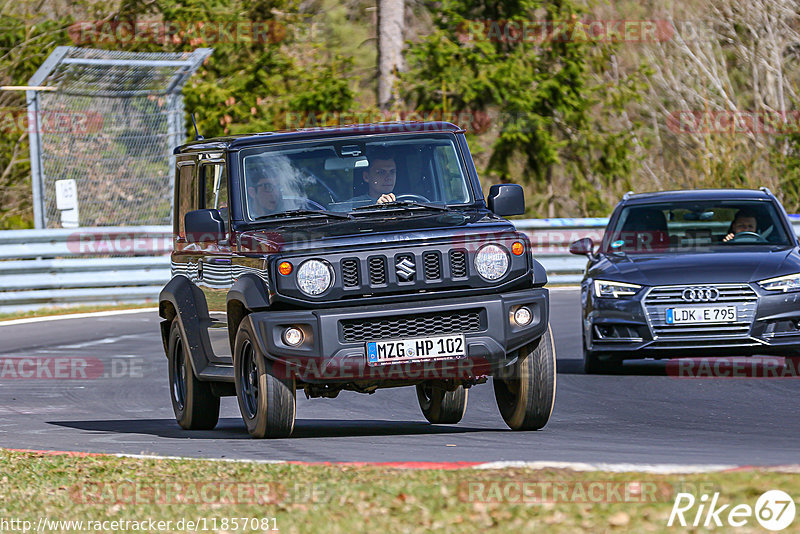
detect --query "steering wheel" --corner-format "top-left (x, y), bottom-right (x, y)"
top-left (726, 231), bottom-right (767, 243)
top-left (395, 193), bottom-right (431, 203)
top-left (304, 173), bottom-right (340, 204)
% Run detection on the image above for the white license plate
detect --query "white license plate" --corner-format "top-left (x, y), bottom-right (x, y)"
top-left (366, 334), bottom-right (466, 365)
top-left (666, 307), bottom-right (737, 324)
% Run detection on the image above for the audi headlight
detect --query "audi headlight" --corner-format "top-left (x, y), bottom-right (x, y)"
top-left (594, 280), bottom-right (642, 298)
top-left (475, 244), bottom-right (509, 280)
top-left (758, 273), bottom-right (800, 292)
top-left (296, 259), bottom-right (333, 296)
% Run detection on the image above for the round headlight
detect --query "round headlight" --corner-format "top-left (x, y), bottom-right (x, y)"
top-left (475, 244), bottom-right (509, 280)
top-left (296, 259), bottom-right (333, 296)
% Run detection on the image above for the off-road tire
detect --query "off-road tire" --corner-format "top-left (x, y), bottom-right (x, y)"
top-left (416, 383), bottom-right (468, 424)
top-left (167, 318), bottom-right (220, 430)
top-left (494, 326), bottom-right (556, 430)
top-left (233, 316), bottom-right (296, 438)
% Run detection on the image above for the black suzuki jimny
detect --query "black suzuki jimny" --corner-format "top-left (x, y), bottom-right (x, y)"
top-left (159, 121), bottom-right (555, 438)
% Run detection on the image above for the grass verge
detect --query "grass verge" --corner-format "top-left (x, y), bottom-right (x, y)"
top-left (1, 451), bottom-right (798, 533)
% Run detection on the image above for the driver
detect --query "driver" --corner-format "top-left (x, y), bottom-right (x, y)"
top-left (354, 149), bottom-right (397, 204)
top-left (723, 209), bottom-right (758, 242)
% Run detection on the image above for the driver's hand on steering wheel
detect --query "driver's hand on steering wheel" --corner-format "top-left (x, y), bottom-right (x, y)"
top-left (377, 193), bottom-right (396, 204)
top-left (723, 232), bottom-right (735, 242)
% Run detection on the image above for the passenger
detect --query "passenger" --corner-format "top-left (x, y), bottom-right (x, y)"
top-left (247, 172), bottom-right (284, 217)
top-left (723, 209), bottom-right (758, 242)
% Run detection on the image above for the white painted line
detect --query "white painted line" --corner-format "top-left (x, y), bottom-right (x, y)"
top-left (110, 452), bottom-right (287, 464)
top-left (58, 334), bottom-right (141, 349)
top-left (472, 461), bottom-right (740, 474)
top-left (0, 308), bottom-right (158, 327)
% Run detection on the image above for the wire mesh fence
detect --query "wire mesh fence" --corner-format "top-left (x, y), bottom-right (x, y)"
top-left (27, 46), bottom-right (211, 228)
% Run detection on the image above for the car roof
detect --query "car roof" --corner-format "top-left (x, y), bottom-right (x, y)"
top-left (620, 189), bottom-right (774, 205)
top-left (174, 121), bottom-right (464, 154)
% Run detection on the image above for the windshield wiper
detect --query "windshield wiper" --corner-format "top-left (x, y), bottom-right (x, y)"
top-left (254, 209), bottom-right (351, 221)
top-left (351, 200), bottom-right (450, 213)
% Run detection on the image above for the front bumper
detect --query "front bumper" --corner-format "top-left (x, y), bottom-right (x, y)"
top-left (585, 283), bottom-right (800, 357)
top-left (248, 288), bottom-right (548, 384)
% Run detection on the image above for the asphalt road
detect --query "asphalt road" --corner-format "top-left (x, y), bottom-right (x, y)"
top-left (1, 289), bottom-right (798, 466)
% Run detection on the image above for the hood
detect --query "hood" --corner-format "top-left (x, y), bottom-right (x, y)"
top-left (589, 247), bottom-right (800, 286)
top-left (236, 211), bottom-right (517, 254)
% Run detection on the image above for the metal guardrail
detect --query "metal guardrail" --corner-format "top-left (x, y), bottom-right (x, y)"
top-left (0, 227), bottom-right (172, 312)
top-left (1, 219), bottom-right (799, 313)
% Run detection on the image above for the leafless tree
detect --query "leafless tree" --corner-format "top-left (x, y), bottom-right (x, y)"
top-left (639, 0), bottom-right (800, 190)
top-left (377, 0), bottom-right (404, 109)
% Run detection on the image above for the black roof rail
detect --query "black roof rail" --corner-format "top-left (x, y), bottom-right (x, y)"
top-left (760, 186), bottom-right (772, 195)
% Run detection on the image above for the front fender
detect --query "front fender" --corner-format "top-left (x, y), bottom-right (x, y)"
top-left (159, 275), bottom-right (215, 376)
top-left (226, 272), bottom-right (271, 312)
top-left (533, 258), bottom-right (548, 287)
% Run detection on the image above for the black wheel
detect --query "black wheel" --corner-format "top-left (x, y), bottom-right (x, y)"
top-left (416, 382), bottom-right (468, 424)
top-left (494, 326), bottom-right (556, 430)
top-left (583, 349), bottom-right (623, 375)
top-left (233, 316), bottom-right (296, 438)
top-left (167, 318), bottom-right (220, 430)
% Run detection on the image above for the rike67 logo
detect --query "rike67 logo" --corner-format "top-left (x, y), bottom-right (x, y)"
top-left (668, 490), bottom-right (796, 531)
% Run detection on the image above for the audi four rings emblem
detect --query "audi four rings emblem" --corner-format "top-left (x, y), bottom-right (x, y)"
top-left (681, 287), bottom-right (720, 302)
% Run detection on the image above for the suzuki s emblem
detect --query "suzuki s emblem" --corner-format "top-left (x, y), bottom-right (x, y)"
top-left (396, 256), bottom-right (416, 281)
top-left (681, 287), bottom-right (720, 302)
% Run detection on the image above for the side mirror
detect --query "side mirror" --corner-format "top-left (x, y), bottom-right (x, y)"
top-left (487, 184), bottom-right (525, 216)
top-left (185, 208), bottom-right (226, 242)
top-left (569, 237), bottom-right (595, 257)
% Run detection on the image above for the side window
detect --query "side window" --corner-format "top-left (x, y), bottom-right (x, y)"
top-left (176, 162), bottom-right (197, 239)
top-left (434, 145), bottom-right (469, 203)
top-left (200, 163), bottom-right (228, 211)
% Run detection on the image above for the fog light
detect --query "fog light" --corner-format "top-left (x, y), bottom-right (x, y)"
top-left (283, 327), bottom-right (304, 346)
top-left (514, 307), bottom-right (532, 326)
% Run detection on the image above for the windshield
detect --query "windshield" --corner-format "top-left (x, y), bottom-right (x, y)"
top-left (239, 133), bottom-right (473, 220)
top-left (604, 200), bottom-right (794, 254)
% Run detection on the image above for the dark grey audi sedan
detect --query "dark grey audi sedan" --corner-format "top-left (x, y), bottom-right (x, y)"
top-left (570, 188), bottom-right (800, 373)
